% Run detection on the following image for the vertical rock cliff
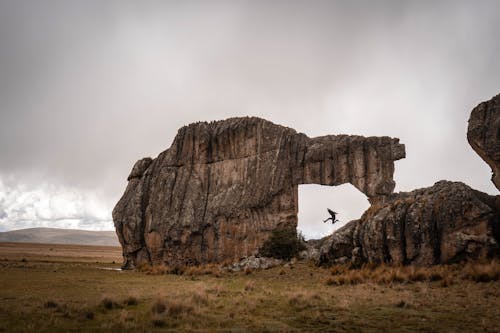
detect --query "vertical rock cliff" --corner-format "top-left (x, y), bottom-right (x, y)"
top-left (468, 93), bottom-right (500, 191)
top-left (113, 117), bottom-right (405, 268)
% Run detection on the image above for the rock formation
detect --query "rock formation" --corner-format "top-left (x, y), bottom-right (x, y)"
top-left (318, 181), bottom-right (500, 266)
top-left (113, 117), bottom-right (405, 268)
top-left (468, 93), bottom-right (500, 191)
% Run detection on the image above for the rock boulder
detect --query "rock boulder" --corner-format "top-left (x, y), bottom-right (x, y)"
top-left (468, 93), bottom-right (500, 190)
top-left (113, 117), bottom-right (405, 268)
top-left (318, 181), bottom-right (500, 266)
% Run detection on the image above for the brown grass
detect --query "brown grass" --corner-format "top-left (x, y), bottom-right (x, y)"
top-left (1, 243), bottom-right (499, 332)
top-left (324, 261), bottom-right (500, 287)
top-left (463, 261), bottom-right (500, 282)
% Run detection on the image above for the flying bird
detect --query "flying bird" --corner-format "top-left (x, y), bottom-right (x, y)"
top-left (323, 208), bottom-right (339, 224)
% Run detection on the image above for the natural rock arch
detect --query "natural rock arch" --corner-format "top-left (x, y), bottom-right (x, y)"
top-left (113, 117), bottom-right (405, 268)
top-left (297, 183), bottom-right (370, 240)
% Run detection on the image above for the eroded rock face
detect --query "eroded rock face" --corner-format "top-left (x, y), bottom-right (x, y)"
top-left (113, 117), bottom-right (405, 268)
top-left (468, 93), bottom-right (500, 190)
top-left (318, 181), bottom-right (500, 266)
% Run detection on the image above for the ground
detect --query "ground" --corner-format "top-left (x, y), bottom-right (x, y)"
top-left (0, 242), bottom-right (499, 333)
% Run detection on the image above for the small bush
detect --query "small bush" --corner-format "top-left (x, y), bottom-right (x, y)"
top-left (259, 228), bottom-right (306, 260)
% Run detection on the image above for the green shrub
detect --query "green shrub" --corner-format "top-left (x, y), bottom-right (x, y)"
top-left (259, 228), bottom-right (306, 260)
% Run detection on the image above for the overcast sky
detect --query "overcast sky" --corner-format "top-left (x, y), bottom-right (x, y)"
top-left (0, 0), bottom-right (499, 238)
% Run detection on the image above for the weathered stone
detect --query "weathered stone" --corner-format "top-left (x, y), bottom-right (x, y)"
top-left (113, 117), bottom-right (405, 268)
top-left (318, 181), bottom-right (500, 266)
top-left (468, 93), bottom-right (500, 190)
top-left (224, 256), bottom-right (283, 272)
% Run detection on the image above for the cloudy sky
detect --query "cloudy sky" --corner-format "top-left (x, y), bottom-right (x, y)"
top-left (0, 0), bottom-right (499, 238)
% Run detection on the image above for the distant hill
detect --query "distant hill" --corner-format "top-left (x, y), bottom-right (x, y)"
top-left (0, 228), bottom-right (119, 246)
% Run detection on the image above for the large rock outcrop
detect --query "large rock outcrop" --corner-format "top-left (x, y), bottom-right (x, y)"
top-left (468, 93), bottom-right (500, 190)
top-left (113, 117), bottom-right (405, 268)
top-left (318, 181), bottom-right (500, 266)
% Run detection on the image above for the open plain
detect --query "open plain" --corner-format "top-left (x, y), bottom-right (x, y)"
top-left (0, 242), bottom-right (499, 332)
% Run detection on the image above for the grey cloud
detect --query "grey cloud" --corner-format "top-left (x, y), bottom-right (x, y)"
top-left (0, 0), bottom-right (499, 236)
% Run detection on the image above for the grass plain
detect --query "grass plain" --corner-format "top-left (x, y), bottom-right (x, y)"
top-left (0, 242), bottom-right (499, 332)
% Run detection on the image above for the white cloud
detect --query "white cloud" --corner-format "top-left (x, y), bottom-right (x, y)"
top-left (0, 178), bottom-right (113, 231)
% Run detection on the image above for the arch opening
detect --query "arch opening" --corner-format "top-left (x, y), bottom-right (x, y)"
top-left (297, 183), bottom-right (370, 240)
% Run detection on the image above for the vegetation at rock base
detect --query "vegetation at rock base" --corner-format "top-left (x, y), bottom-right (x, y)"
top-left (258, 228), bottom-right (306, 260)
top-left (1, 242), bottom-right (500, 332)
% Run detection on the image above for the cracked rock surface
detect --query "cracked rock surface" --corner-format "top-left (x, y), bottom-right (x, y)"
top-left (318, 181), bottom-right (500, 266)
top-left (113, 117), bottom-right (405, 268)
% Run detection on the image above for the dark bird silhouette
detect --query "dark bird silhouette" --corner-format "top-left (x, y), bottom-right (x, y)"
top-left (323, 208), bottom-right (339, 224)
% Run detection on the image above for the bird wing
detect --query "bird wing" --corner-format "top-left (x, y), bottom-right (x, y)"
top-left (327, 208), bottom-right (335, 216)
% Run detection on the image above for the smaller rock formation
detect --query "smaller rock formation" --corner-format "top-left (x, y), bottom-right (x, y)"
top-left (319, 181), bottom-right (499, 266)
top-left (468, 93), bottom-right (500, 191)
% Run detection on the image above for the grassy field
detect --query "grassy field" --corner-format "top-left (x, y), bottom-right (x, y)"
top-left (0, 242), bottom-right (499, 332)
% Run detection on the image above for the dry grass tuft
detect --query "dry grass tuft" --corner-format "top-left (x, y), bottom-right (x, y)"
top-left (191, 289), bottom-right (209, 306)
top-left (244, 281), bottom-right (255, 291)
top-left (101, 296), bottom-right (121, 310)
top-left (139, 264), bottom-right (186, 275)
top-left (463, 261), bottom-right (500, 282)
top-left (151, 316), bottom-right (166, 327)
top-left (395, 300), bottom-right (411, 308)
top-left (185, 264), bottom-right (221, 276)
top-left (44, 300), bottom-right (58, 309)
top-left (208, 284), bottom-right (227, 297)
top-left (324, 262), bottom-right (500, 286)
top-left (124, 295), bottom-right (139, 306)
top-left (84, 310), bottom-right (94, 320)
top-left (326, 270), bottom-right (363, 285)
top-left (287, 290), bottom-right (322, 310)
top-left (167, 301), bottom-right (194, 318)
top-left (151, 298), bottom-right (194, 319)
top-left (151, 299), bottom-right (167, 314)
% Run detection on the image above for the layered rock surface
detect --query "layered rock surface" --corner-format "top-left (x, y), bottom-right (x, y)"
top-left (113, 117), bottom-right (405, 268)
top-left (468, 93), bottom-right (500, 190)
top-left (318, 181), bottom-right (500, 266)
